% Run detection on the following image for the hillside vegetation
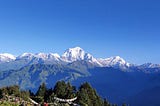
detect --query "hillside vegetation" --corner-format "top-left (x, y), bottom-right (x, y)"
top-left (0, 81), bottom-right (127, 106)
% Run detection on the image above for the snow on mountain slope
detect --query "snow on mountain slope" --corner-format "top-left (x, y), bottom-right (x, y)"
top-left (98, 56), bottom-right (130, 68)
top-left (0, 47), bottom-right (159, 70)
top-left (0, 53), bottom-right (16, 62)
top-left (48, 53), bottom-right (61, 61)
top-left (61, 47), bottom-right (102, 66)
top-left (61, 47), bottom-right (85, 62)
top-left (139, 63), bottom-right (160, 68)
top-left (17, 52), bottom-right (62, 63)
top-left (16, 48), bottom-right (129, 68)
top-left (17, 53), bottom-right (35, 60)
top-left (36, 53), bottom-right (48, 60)
top-left (84, 53), bottom-right (102, 66)
top-left (35, 53), bottom-right (61, 61)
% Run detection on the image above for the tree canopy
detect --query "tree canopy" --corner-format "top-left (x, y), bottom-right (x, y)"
top-left (0, 81), bottom-right (126, 106)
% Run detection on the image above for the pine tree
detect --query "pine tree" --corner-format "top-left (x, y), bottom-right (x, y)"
top-left (20, 90), bottom-right (29, 101)
top-left (29, 90), bottom-right (35, 96)
top-left (7, 85), bottom-right (20, 96)
top-left (77, 82), bottom-right (103, 106)
top-left (44, 88), bottom-right (53, 102)
top-left (53, 81), bottom-right (67, 98)
top-left (122, 103), bottom-right (127, 106)
top-left (36, 82), bottom-right (47, 97)
top-left (53, 81), bottom-right (76, 99)
top-left (0, 89), bottom-right (3, 99)
top-left (103, 98), bottom-right (110, 106)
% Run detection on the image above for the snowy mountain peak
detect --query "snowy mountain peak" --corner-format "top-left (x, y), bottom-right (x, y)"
top-left (140, 63), bottom-right (160, 68)
top-left (110, 56), bottom-right (126, 64)
top-left (68, 47), bottom-right (84, 52)
top-left (35, 53), bottom-right (61, 61)
top-left (0, 53), bottom-right (16, 62)
top-left (0, 53), bottom-right (16, 60)
top-left (20, 53), bottom-right (34, 57)
top-left (98, 56), bottom-right (130, 68)
top-left (49, 53), bottom-right (60, 58)
top-left (67, 47), bottom-right (84, 55)
top-left (35, 53), bottom-right (48, 59)
top-left (18, 53), bottom-right (35, 59)
top-left (0, 47), bottom-right (160, 70)
top-left (47, 53), bottom-right (61, 61)
top-left (62, 47), bottom-right (86, 62)
top-left (71, 46), bottom-right (83, 50)
top-left (61, 47), bottom-right (102, 66)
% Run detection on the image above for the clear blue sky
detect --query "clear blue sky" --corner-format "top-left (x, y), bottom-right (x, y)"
top-left (0, 0), bottom-right (160, 64)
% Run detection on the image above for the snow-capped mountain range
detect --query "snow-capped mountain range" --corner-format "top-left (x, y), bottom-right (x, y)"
top-left (0, 53), bottom-right (16, 62)
top-left (0, 47), bottom-right (159, 69)
top-left (0, 47), bottom-right (160, 106)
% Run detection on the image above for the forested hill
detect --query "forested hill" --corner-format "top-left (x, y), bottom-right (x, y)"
top-left (0, 81), bottom-right (127, 106)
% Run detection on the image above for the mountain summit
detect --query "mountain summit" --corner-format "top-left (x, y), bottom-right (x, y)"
top-left (61, 47), bottom-right (86, 62)
top-left (98, 56), bottom-right (130, 68)
top-left (61, 47), bottom-right (101, 66)
top-left (0, 47), bottom-right (160, 106)
top-left (0, 47), bottom-right (159, 70)
top-left (0, 53), bottom-right (16, 62)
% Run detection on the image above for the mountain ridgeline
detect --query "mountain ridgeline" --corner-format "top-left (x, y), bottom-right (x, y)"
top-left (0, 47), bottom-right (160, 106)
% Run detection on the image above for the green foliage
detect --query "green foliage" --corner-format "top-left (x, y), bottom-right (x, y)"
top-left (76, 82), bottom-right (104, 106)
top-left (0, 81), bottom-right (123, 106)
top-left (20, 90), bottom-right (29, 101)
top-left (0, 63), bottom-right (89, 90)
top-left (122, 103), bottom-right (127, 106)
top-left (0, 101), bottom-right (19, 106)
top-left (53, 81), bottom-right (66, 98)
top-left (32, 81), bottom-right (117, 106)
top-left (0, 85), bottom-right (20, 97)
top-left (29, 90), bottom-right (34, 96)
top-left (36, 82), bottom-right (46, 97)
top-left (103, 99), bottom-right (111, 106)
top-left (44, 88), bottom-right (53, 102)
top-left (0, 89), bottom-right (3, 99)
top-left (35, 82), bottom-right (47, 103)
top-left (0, 85), bottom-right (30, 102)
top-left (7, 85), bottom-right (20, 97)
top-left (53, 81), bottom-right (76, 99)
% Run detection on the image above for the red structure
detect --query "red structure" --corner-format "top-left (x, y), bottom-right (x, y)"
top-left (44, 102), bottom-right (48, 106)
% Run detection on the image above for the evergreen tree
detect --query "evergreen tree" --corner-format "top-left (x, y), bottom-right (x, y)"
top-left (7, 85), bottom-right (20, 96)
top-left (29, 90), bottom-right (35, 97)
top-left (122, 103), bottom-right (127, 106)
top-left (103, 98), bottom-right (110, 106)
top-left (0, 81), bottom-right (125, 106)
top-left (20, 90), bottom-right (29, 101)
top-left (53, 81), bottom-right (67, 98)
top-left (36, 82), bottom-right (47, 97)
top-left (77, 82), bottom-right (103, 106)
top-left (35, 82), bottom-right (47, 103)
top-left (0, 89), bottom-right (3, 99)
top-left (53, 81), bottom-right (76, 99)
top-left (65, 82), bottom-right (76, 98)
top-left (44, 88), bottom-right (53, 102)
top-left (34, 83), bottom-right (47, 103)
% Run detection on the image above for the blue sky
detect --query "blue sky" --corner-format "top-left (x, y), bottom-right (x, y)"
top-left (0, 0), bottom-right (160, 64)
